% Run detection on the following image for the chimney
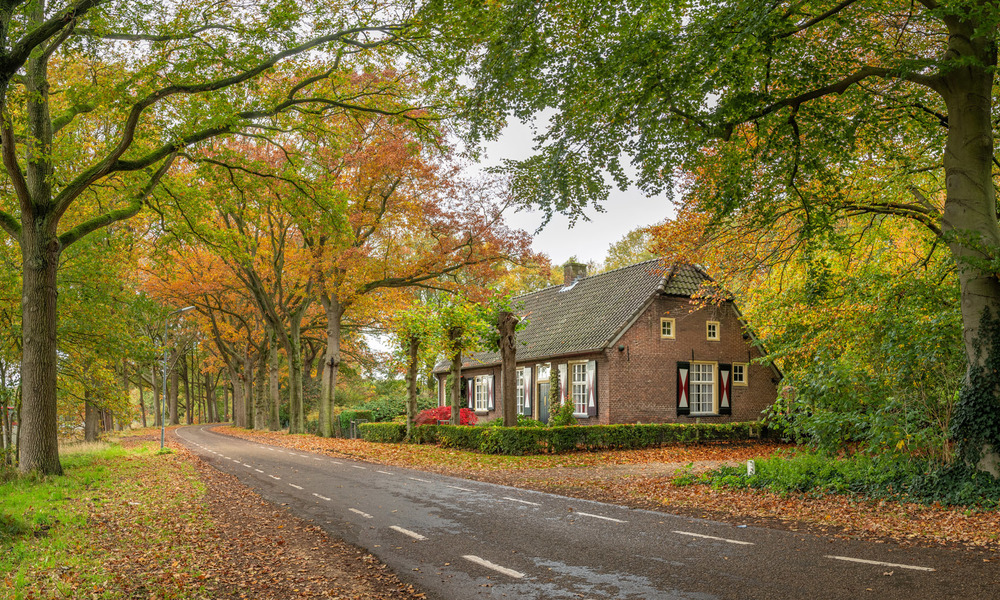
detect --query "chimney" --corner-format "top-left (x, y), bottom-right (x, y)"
top-left (563, 261), bottom-right (587, 283)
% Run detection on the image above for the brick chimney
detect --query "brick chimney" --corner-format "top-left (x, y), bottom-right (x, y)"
top-left (563, 261), bottom-right (588, 283)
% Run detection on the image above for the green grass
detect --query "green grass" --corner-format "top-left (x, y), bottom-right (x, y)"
top-left (0, 441), bottom-right (214, 599)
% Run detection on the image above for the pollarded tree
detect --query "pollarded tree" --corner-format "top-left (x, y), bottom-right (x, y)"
top-left (1, 1), bottom-right (430, 473)
top-left (422, 0), bottom-right (1000, 463)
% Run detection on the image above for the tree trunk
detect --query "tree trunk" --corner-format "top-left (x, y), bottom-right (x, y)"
top-left (205, 373), bottom-right (217, 423)
top-left (84, 392), bottom-right (99, 443)
top-left (229, 370), bottom-right (244, 427)
top-left (319, 296), bottom-right (342, 437)
top-left (223, 380), bottom-right (230, 422)
top-left (449, 328), bottom-right (462, 425)
top-left (244, 353), bottom-right (254, 429)
top-left (152, 365), bottom-right (162, 427)
top-left (182, 355), bottom-right (193, 425)
top-left (17, 222), bottom-right (62, 474)
top-left (405, 335), bottom-right (419, 438)
top-left (498, 310), bottom-right (519, 426)
top-left (269, 329), bottom-right (280, 431)
top-left (255, 341), bottom-right (269, 430)
top-left (137, 364), bottom-right (147, 428)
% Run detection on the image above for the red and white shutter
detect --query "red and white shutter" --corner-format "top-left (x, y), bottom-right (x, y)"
top-left (677, 361), bottom-right (691, 416)
top-left (558, 364), bottom-right (568, 404)
top-left (467, 377), bottom-right (474, 409)
top-left (523, 367), bottom-right (533, 416)
top-left (586, 360), bottom-right (597, 417)
top-left (719, 364), bottom-right (732, 415)
top-left (487, 374), bottom-right (495, 411)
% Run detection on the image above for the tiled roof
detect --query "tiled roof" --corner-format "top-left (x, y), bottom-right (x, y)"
top-left (435, 260), bottom-right (711, 371)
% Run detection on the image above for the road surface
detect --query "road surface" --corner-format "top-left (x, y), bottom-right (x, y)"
top-left (176, 425), bottom-right (999, 599)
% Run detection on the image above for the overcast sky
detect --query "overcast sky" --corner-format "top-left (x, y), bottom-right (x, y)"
top-left (475, 118), bottom-right (676, 267)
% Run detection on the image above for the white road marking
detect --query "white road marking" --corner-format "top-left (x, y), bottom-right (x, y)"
top-left (269, 475), bottom-right (280, 480)
top-left (462, 555), bottom-right (524, 579)
top-left (289, 484), bottom-right (303, 490)
top-left (349, 508), bottom-right (373, 519)
top-left (408, 477), bottom-right (431, 483)
top-left (223, 456), bottom-right (231, 460)
top-left (575, 511), bottom-right (626, 523)
top-left (243, 463), bottom-right (252, 468)
top-left (352, 465), bottom-right (367, 470)
top-left (503, 497), bottom-right (541, 506)
top-left (331, 461), bottom-right (342, 465)
top-left (254, 469), bottom-right (263, 473)
top-left (446, 485), bottom-right (473, 492)
top-left (314, 457), bottom-right (322, 461)
top-left (266, 447), bottom-right (274, 451)
top-left (825, 555), bottom-right (935, 572)
top-left (376, 470), bottom-right (393, 475)
top-left (390, 526), bottom-right (426, 541)
top-left (313, 493), bottom-right (331, 501)
top-left (673, 531), bottom-right (754, 545)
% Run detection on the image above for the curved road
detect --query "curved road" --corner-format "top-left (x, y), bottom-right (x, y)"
top-left (176, 425), bottom-right (998, 599)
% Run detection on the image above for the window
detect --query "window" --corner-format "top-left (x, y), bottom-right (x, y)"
top-left (733, 363), bottom-right (747, 386)
top-left (516, 368), bottom-right (525, 408)
top-left (474, 376), bottom-right (490, 411)
top-left (690, 362), bottom-right (716, 414)
top-left (660, 317), bottom-right (675, 339)
top-left (571, 363), bottom-right (587, 415)
top-left (706, 321), bottom-right (720, 341)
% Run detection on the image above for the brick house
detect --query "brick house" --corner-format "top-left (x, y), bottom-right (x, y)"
top-left (434, 259), bottom-right (780, 424)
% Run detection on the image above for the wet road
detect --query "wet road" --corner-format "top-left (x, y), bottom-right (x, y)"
top-left (177, 425), bottom-right (1000, 599)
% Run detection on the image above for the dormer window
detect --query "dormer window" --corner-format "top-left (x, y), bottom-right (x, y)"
top-left (706, 321), bottom-right (720, 341)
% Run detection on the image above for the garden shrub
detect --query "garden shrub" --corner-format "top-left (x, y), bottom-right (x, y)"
top-left (548, 401), bottom-right (577, 427)
top-left (358, 422), bottom-right (406, 443)
top-left (414, 406), bottom-right (477, 426)
top-left (339, 409), bottom-right (374, 433)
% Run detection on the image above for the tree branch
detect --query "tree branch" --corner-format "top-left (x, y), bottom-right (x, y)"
top-left (71, 24), bottom-right (237, 42)
top-left (774, 0), bottom-right (862, 39)
top-left (58, 153), bottom-right (176, 247)
top-left (1, 0), bottom-right (102, 77)
top-left (0, 208), bottom-right (20, 240)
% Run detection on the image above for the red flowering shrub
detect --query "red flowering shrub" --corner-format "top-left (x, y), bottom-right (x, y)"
top-left (415, 406), bottom-right (477, 426)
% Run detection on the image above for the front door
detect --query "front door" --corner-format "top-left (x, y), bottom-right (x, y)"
top-left (538, 382), bottom-right (550, 424)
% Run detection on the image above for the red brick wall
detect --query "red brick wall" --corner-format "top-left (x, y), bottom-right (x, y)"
top-left (435, 296), bottom-right (778, 425)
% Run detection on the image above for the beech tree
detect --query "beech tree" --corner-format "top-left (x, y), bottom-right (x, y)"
top-left (424, 0), bottom-right (1000, 462)
top-left (0, 0), bottom-right (427, 473)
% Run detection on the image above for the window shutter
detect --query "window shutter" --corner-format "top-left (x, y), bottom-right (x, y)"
top-left (719, 363), bottom-right (732, 415)
top-left (487, 374), bottom-right (495, 411)
top-left (586, 360), bottom-right (597, 417)
top-left (558, 364), bottom-right (567, 403)
top-left (467, 378), bottom-right (474, 409)
top-left (677, 361), bottom-right (690, 416)
top-left (523, 368), bottom-right (533, 416)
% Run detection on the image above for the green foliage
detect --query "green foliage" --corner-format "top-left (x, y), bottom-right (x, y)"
top-left (339, 410), bottom-right (374, 433)
top-left (480, 414), bottom-right (544, 428)
top-left (364, 421), bottom-right (760, 455)
top-left (951, 308), bottom-right (1000, 465)
top-left (357, 394), bottom-right (437, 423)
top-left (701, 451), bottom-right (1000, 508)
top-left (548, 399), bottom-right (577, 427)
top-left (357, 422), bottom-right (406, 443)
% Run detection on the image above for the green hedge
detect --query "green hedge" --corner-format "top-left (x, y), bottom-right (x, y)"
top-left (357, 422), bottom-right (405, 443)
top-left (339, 410), bottom-right (374, 433)
top-left (359, 421), bottom-right (763, 455)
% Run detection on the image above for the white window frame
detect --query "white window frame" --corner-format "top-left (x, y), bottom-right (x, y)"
top-left (733, 363), bottom-right (748, 386)
top-left (474, 375), bottom-right (490, 412)
top-left (516, 368), bottom-right (525, 408)
top-left (660, 317), bottom-right (675, 339)
top-left (570, 362), bottom-right (588, 416)
top-left (690, 361), bottom-right (717, 415)
top-left (706, 321), bottom-right (720, 341)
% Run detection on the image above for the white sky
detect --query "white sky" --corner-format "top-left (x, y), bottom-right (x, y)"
top-left (476, 118), bottom-right (676, 266)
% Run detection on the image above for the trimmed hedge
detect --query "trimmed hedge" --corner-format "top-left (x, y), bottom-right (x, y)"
top-left (358, 421), bottom-right (763, 455)
top-left (339, 410), bottom-right (374, 433)
top-left (357, 422), bottom-right (406, 443)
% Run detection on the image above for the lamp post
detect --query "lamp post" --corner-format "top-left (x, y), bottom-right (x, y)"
top-left (161, 306), bottom-right (195, 450)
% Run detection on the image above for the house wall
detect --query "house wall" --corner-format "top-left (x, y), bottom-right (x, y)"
top-left (433, 296), bottom-right (778, 425)
top-left (605, 295), bottom-right (778, 424)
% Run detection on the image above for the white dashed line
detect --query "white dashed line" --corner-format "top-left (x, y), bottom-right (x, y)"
top-left (289, 484), bottom-right (303, 490)
top-left (408, 477), bottom-right (431, 483)
top-left (223, 456), bottom-right (231, 460)
top-left (243, 464), bottom-right (253, 468)
top-left (825, 555), bottom-right (935, 572)
top-left (575, 511), bottom-right (626, 523)
top-left (446, 485), bottom-right (473, 492)
top-left (313, 493), bottom-right (331, 501)
top-left (349, 508), bottom-right (373, 519)
top-left (254, 469), bottom-right (263, 473)
top-left (673, 531), bottom-right (754, 545)
top-left (462, 555), bottom-right (524, 579)
top-left (266, 447), bottom-right (274, 451)
top-left (331, 461), bottom-right (342, 465)
top-left (314, 457), bottom-right (322, 461)
top-left (390, 526), bottom-right (426, 540)
top-left (503, 497), bottom-right (540, 506)
top-left (352, 465), bottom-right (367, 470)
top-left (269, 475), bottom-right (280, 480)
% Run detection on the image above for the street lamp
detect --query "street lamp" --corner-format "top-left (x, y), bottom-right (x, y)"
top-left (161, 306), bottom-right (195, 450)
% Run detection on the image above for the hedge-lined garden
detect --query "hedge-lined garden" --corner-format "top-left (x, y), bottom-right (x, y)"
top-left (357, 421), bottom-right (765, 455)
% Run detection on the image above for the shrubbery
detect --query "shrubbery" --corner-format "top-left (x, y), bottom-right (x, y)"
top-left (358, 420), bottom-right (761, 455)
top-left (414, 406), bottom-right (477, 426)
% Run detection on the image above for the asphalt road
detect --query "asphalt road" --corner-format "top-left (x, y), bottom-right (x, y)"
top-left (176, 425), bottom-right (1000, 599)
